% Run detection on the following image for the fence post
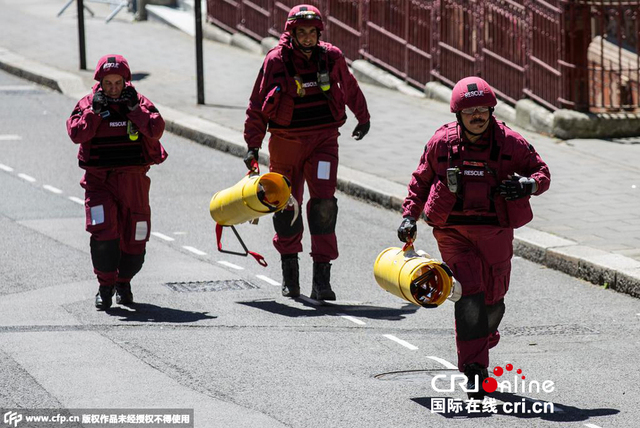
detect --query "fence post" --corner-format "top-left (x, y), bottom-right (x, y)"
top-left (563, 1), bottom-right (590, 111)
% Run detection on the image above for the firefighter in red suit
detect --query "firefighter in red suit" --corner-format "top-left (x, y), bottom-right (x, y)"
top-left (244, 5), bottom-right (370, 300)
top-left (67, 54), bottom-right (167, 310)
top-left (397, 76), bottom-right (550, 399)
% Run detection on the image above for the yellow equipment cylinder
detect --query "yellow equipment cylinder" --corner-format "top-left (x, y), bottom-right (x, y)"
top-left (373, 246), bottom-right (459, 307)
top-left (210, 173), bottom-right (291, 226)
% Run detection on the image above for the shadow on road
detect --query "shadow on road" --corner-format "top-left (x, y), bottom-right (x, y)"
top-left (237, 298), bottom-right (419, 321)
top-left (411, 391), bottom-right (619, 422)
top-left (105, 303), bottom-right (216, 323)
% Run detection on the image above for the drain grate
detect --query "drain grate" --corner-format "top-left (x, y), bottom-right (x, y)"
top-left (164, 280), bottom-right (259, 292)
top-left (501, 324), bottom-right (599, 336)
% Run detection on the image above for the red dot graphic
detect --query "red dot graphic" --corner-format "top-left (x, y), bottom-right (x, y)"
top-left (522, 376), bottom-right (526, 380)
top-left (506, 364), bottom-right (513, 371)
top-left (517, 369), bottom-right (522, 374)
top-left (482, 377), bottom-right (498, 393)
top-left (493, 366), bottom-right (504, 376)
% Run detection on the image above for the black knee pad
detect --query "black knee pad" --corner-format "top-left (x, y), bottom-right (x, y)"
top-left (118, 250), bottom-right (146, 279)
top-left (308, 197), bottom-right (338, 235)
top-left (273, 209), bottom-right (303, 237)
top-left (486, 299), bottom-right (505, 334)
top-left (90, 238), bottom-right (120, 273)
top-left (455, 292), bottom-right (489, 341)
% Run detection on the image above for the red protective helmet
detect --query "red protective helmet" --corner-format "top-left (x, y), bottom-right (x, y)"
top-left (450, 76), bottom-right (497, 113)
top-left (284, 4), bottom-right (324, 32)
top-left (93, 54), bottom-right (132, 82)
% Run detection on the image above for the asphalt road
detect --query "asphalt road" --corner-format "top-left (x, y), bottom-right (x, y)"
top-left (0, 69), bottom-right (639, 428)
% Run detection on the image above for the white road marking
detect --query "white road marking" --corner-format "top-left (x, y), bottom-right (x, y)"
top-left (217, 260), bottom-right (244, 270)
top-left (68, 196), bottom-right (84, 205)
top-left (584, 424), bottom-right (603, 428)
top-left (513, 256), bottom-right (522, 260)
top-left (43, 184), bottom-right (62, 194)
top-left (182, 246), bottom-right (207, 256)
top-left (0, 163), bottom-right (14, 172)
top-left (427, 356), bottom-right (458, 370)
top-left (256, 275), bottom-right (280, 286)
top-left (338, 314), bottom-right (366, 325)
top-left (383, 334), bottom-right (418, 350)
top-left (151, 232), bottom-right (175, 242)
top-left (18, 173), bottom-right (35, 182)
top-left (0, 134), bottom-right (22, 141)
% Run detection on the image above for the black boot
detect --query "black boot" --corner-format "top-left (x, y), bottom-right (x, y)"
top-left (95, 285), bottom-right (115, 310)
top-left (115, 282), bottom-right (134, 305)
top-left (311, 262), bottom-right (336, 301)
top-left (464, 363), bottom-right (489, 400)
top-left (281, 254), bottom-right (300, 298)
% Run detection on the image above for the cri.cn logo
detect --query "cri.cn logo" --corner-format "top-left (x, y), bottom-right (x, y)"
top-left (432, 364), bottom-right (556, 394)
top-left (3, 411), bottom-right (23, 427)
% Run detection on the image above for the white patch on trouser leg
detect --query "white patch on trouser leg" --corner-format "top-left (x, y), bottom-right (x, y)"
top-left (134, 221), bottom-right (148, 241)
top-left (317, 161), bottom-right (331, 180)
top-left (90, 205), bottom-right (105, 225)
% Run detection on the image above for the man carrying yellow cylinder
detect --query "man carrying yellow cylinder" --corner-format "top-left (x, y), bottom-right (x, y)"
top-left (397, 77), bottom-right (550, 399)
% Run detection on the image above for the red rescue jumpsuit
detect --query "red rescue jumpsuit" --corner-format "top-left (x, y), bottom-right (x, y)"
top-left (402, 118), bottom-right (550, 371)
top-left (244, 33), bottom-right (370, 262)
top-left (67, 60), bottom-right (167, 288)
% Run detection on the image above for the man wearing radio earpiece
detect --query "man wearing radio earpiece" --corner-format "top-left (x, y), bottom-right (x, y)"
top-left (67, 54), bottom-right (167, 310)
top-left (398, 76), bottom-right (550, 399)
top-left (244, 5), bottom-right (370, 301)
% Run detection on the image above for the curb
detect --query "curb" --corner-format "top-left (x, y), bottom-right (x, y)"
top-left (2, 47), bottom-right (639, 299)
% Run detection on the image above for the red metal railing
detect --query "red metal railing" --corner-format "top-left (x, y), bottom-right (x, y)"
top-left (206, 0), bottom-right (640, 112)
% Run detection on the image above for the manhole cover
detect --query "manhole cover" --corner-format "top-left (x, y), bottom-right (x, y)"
top-left (164, 280), bottom-right (259, 292)
top-left (375, 369), bottom-right (455, 382)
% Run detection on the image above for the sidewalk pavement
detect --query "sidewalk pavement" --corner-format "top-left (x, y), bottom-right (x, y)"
top-left (1, 0), bottom-right (639, 297)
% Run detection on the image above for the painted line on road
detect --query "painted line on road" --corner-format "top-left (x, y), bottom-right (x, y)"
top-left (0, 163), bottom-right (14, 172)
top-left (43, 184), bottom-right (63, 194)
top-left (584, 424), bottom-right (603, 428)
top-left (151, 232), bottom-right (175, 242)
top-left (18, 173), bottom-right (36, 183)
top-left (183, 246), bottom-right (207, 256)
top-left (68, 196), bottom-right (84, 205)
top-left (0, 134), bottom-right (22, 141)
top-left (427, 356), bottom-right (457, 370)
top-left (338, 314), bottom-right (366, 326)
top-left (256, 275), bottom-right (280, 286)
top-left (217, 260), bottom-right (244, 270)
top-left (383, 334), bottom-right (418, 350)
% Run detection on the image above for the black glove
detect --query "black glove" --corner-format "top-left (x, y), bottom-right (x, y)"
top-left (498, 173), bottom-right (537, 200)
top-left (92, 91), bottom-right (107, 114)
top-left (352, 121), bottom-right (370, 140)
top-left (244, 148), bottom-right (259, 171)
top-left (121, 86), bottom-right (139, 111)
top-left (397, 216), bottom-right (417, 243)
